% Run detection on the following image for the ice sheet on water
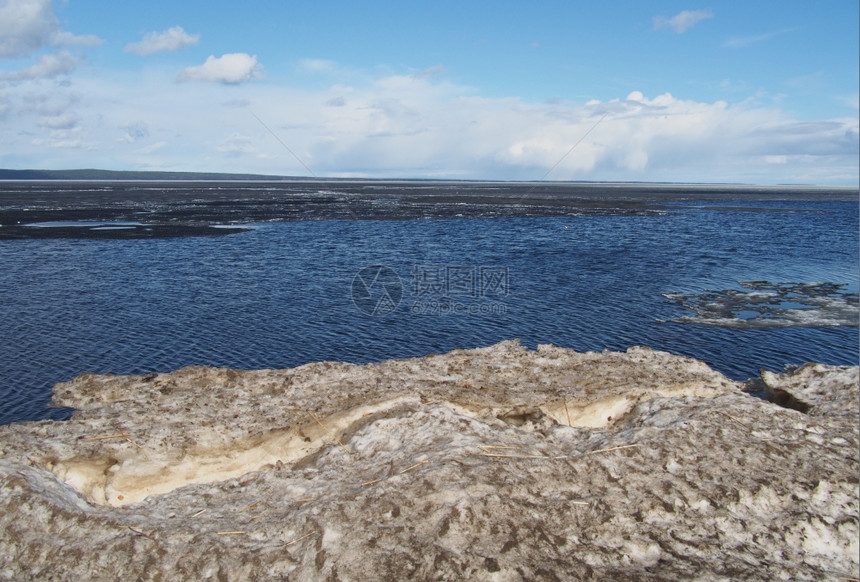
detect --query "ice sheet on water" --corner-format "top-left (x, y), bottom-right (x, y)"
top-left (24, 220), bottom-right (143, 228)
top-left (661, 281), bottom-right (859, 329)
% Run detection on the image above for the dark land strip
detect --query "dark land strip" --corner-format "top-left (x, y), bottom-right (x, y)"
top-left (0, 180), bottom-right (854, 239)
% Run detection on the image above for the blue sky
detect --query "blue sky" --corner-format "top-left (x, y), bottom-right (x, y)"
top-left (1, 1), bottom-right (857, 184)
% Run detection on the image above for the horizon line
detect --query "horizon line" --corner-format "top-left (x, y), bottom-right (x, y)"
top-left (0, 168), bottom-right (857, 190)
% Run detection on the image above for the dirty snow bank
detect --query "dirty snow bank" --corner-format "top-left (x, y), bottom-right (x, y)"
top-left (0, 341), bottom-right (857, 580)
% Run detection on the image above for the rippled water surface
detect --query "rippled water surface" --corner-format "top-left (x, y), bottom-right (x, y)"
top-left (1, 192), bottom-right (857, 424)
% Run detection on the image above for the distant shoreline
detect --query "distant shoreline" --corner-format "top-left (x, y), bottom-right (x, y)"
top-left (0, 168), bottom-right (857, 190)
top-left (0, 179), bottom-right (855, 239)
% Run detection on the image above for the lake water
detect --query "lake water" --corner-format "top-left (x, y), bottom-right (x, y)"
top-left (0, 186), bottom-right (857, 425)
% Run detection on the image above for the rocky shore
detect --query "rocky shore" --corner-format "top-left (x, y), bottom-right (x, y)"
top-left (0, 341), bottom-right (857, 580)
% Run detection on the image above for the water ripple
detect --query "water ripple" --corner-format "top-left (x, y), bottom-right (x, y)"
top-left (1, 198), bottom-right (857, 424)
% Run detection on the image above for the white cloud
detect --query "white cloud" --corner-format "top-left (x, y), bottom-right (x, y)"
top-left (299, 58), bottom-right (337, 73)
top-left (30, 116), bottom-right (95, 149)
top-left (121, 122), bottom-right (150, 143)
top-left (217, 133), bottom-right (258, 155)
top-left (1, 51), bottom-right (79, 81)
top-left (31, 136), bottom-right (94, 150)
top-left (653, 9), bottom-right (714, 34)
top-left (51, 31), bottom-right (102, 48)
top-left (0, 0), bottom-right (57, 57)
top-left (412, 64), bottom-right (446, 79)
top-left (133, 141), bottom-right (168, 155)
top-left (125, 27), bottom-right (200, 56)
top-left (0, 0), bottom-right (101, 57)
top-left (177, 53), bottom-right (264, 84)
top-left (723, 28), bottom-right (797, 49)
top-left (38, 113), bottom-right (77, 130)
top-left (835, 93), bottom-right (859, 110)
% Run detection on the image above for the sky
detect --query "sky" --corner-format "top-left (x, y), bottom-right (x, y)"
top-left (0, 1), bottom-right (857, 185)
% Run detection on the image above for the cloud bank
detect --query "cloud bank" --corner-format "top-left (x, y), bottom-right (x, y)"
top-left (0, 56), bottom-right (856, 185)
top-left (177, 53), bottom-right (264, 84)
top-left (125, 27), bottom-right (200, 56)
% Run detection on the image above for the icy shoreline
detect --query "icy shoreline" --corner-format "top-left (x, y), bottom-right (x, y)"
top-left (0, 341), bottom-right (857, 580)
top-left (2, 180), bottom-right (855, 240)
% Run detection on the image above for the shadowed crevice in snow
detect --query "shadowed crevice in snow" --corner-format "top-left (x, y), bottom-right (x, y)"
top-left (759, 362), bottom-right (859, 418)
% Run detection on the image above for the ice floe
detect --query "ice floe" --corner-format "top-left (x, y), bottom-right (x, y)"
top-left (662, 280), bottom-right (859, 328)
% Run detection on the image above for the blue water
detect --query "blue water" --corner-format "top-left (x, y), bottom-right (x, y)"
top-left (1, 195), bottom-right (857, 425)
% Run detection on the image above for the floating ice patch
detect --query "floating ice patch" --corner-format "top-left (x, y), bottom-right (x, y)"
top-left (24, 220), bottom-right (144, 228)
top-left (661, 281), bottom-right (859, 329)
